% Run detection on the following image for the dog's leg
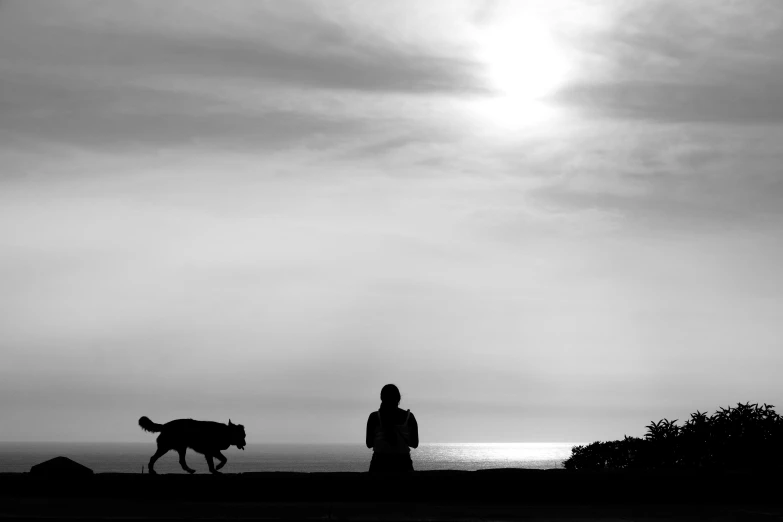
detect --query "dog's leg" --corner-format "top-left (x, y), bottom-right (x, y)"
top-left (177, 447), bottom-right (196, 474)
top-left (214, 451), bottom-right (227, 471)
top-left (148, 446), bottom-right (168, 475)
top-left (205, 454), bottom-right (220, 474)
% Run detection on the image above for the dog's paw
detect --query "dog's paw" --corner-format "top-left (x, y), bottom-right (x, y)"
top-left (186, 468), bottom-right (196, 474)
top-left (210, 470), bottom-right (223, 475)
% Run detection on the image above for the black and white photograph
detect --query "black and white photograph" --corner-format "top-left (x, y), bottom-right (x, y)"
top-left (1, 1), bottom-right (782, 520)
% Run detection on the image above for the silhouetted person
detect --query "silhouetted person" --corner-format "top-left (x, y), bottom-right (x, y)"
top-left (366, 384), bottom-right (419, 472)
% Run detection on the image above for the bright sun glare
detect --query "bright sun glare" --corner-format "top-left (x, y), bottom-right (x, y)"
top-left (474, 12), bottom-right (569, 127)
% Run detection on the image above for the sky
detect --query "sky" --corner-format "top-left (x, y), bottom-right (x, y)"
top-left (1, 0), bottom-right (782, 444)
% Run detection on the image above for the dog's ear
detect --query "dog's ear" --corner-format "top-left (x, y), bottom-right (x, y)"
top-left (229, 419), bottom-right (233, 426)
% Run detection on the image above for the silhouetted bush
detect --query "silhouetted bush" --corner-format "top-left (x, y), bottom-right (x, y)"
top-left (563, 402), bottom-right (783, 471)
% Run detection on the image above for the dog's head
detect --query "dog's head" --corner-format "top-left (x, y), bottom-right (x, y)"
top-left (228, 419), bottom-right (246, 450)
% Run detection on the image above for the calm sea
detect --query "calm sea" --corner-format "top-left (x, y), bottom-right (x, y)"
top-left (0, 442), bottom-right (580, 474)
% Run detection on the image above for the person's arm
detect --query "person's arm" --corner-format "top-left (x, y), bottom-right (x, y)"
top-left (366, 413), bottom-right (377, 449)
top-left (408, 413), bottom-right (419, 449)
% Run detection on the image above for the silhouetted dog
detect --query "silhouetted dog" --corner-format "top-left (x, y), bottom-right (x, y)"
top-left (138, 416), bottom-right (246, 474)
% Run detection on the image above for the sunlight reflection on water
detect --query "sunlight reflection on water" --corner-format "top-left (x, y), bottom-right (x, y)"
top-left (0, 442), bottom-right (583, 473)
top-left (416, 442), bottom-right (581, 470)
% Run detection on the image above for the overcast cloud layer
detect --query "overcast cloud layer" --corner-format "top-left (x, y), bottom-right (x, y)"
top-left (1, 0), bottom-right (782, 443)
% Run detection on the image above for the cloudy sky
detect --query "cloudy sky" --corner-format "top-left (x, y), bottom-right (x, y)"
top-left (1, 0), bottom-right (782, 444)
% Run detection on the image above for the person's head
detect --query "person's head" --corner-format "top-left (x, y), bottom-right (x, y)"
top-left (380, 384), bottom-right (401, 409)
top-left (378, 384), bottom-right (402, 444)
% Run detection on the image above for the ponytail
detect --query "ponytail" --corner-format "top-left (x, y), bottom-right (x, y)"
top-left (379, 384), bottom-right (401, 446)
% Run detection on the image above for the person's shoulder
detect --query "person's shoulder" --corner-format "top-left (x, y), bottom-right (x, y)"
top-left (398, 408), bottom-right (414, 419)
top-left (367, 411), bottom-right (379, 421)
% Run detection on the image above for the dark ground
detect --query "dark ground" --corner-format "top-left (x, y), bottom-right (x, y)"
top-left (2, 469), bottom-right (782, 521)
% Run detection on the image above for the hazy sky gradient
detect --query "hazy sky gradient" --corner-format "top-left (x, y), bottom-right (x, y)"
top-left (2, 0), bottom-right (782, 443)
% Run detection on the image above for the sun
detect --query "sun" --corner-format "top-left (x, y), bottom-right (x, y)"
top-left (481, 17), bottom-right (567, 100)
top-left (473, 12), bottom-right (569, 127)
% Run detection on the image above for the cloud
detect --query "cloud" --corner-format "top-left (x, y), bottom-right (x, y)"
top-left (2, 0), bottom-right (783, 443)
top-left (540, 128), bottom-right (783, 232)
top-left (557, 80), bottom-right (783, 124)
top-left (1, 2), bottom-right (484, 93)
top-left (554, 1), bottom-right (783, 124)
top-left (0, 1), bottom-right (484, 151)
top-left (1, 73), bottom-right (368, 151)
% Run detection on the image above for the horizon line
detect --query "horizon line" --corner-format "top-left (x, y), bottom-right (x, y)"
top-left (0, 440), bottom-right (587, 445)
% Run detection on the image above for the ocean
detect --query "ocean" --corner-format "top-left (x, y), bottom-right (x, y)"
top-left (0, 442), bottom-right (580, 474)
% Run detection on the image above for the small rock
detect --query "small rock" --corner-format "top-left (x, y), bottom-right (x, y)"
top-left (30, 456), bottom-right (94, 477)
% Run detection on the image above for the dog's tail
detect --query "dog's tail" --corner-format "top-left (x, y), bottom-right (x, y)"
top-left (138, 416), bottom-right (163, 433)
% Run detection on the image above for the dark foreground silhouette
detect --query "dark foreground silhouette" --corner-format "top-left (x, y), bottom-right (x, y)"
top-left (138, 416), bottom-right (246, 474)
top-left (565, 402), bottom-right (783, 471)
top-left (366, 384), bottom-right (419, 472)
top-left (6, 468), bottom-right (783, 521)
top-left (29, 456), bottom-right (93, 477)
